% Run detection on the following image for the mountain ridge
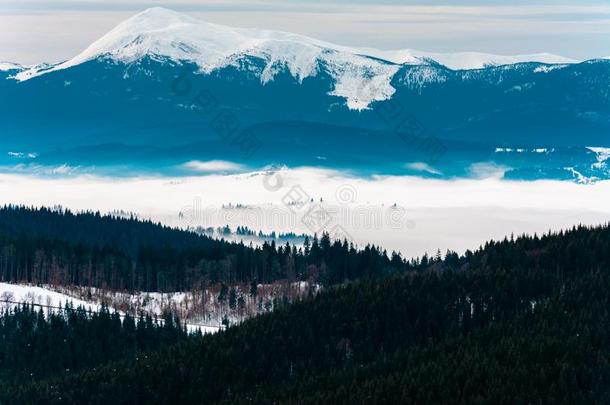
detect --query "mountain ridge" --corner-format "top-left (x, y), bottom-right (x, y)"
top-left (10, 7), bottom-right (583, 110)
top-left (1, 8), bottom-right (609, 181)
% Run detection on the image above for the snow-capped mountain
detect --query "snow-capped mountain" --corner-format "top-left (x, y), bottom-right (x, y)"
top-left (2, 7), bottom-right (610, 182)
top-left (14, 7), bottom-right (577, 110)
top-left (15, 7), bottom-right (404, 110)
top-left (14, 8), bottom-right (579, 74)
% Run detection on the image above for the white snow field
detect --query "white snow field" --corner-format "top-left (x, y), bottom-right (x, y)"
top-left (0, 282), bottom-right (219, 334)
top-left (0, 282), bottom-right (102, 312)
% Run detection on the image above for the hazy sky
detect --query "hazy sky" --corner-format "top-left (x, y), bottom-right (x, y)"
top-left (1, 1), bottom-right (609, 64)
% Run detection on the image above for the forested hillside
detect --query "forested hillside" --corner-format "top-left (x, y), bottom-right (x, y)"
top-left (3, 222), bottom-right (609, 404)
top-left (0, 206), bottom-right (407, 291)
top-left (0, 304), bottom-right (188, 386)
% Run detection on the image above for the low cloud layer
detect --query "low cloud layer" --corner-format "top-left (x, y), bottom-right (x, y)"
top-left (181, 160), bottom-right (246, 173)
top-left (0, 168), bottom-right (607, 259)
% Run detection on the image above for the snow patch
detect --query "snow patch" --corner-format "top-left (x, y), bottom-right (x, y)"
top-left (368, 49), bottom-right (575, 70)
top-left (564, 167), bottom-right (595, 184)
top-left (8, 151), bottom-right (37, 159)
top-left (0, 62), bottom-right (23, 72)
top-left (494, 147), bottom-right (553, 154)
top-left (534, 64), bottom-right (568, 73)
top-left (0, 282), bottom-right (102, 313)
top-left (0, 283), bottom-right (219, 334)
top-left (587, 147), bottom-right (610, 170)
top-left (398, 66), bottom-right (448, 91)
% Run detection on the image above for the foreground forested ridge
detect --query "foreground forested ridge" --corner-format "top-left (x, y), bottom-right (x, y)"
top-left (0, 304), bottom-right (188, 385)
top-left (0, 206), bottom-right (408, 291)
top-left (3, 222), bottom-right (609, 404)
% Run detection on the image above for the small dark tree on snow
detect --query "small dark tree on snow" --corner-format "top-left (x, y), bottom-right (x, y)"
top-left (219, 283), bottom-right (228, 302)
top-left (229, 288), bottom-right (237, 310)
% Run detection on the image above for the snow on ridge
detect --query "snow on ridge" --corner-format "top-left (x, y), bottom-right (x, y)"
top-left (0, 62), bottom-right (23, 71)
top-left (0, 283), bottom-right (219, 334)
top-left (494, 147), bottom-right (554, 154)
top-left (8, 151), bottom-right (37, 159)
top-left (416, 51), bottom-right (574, 70)
top-left (12, 7), bottom-right (581, 110)
top-left (533, 64), bottom-right (569, 73)
top-left (397, 65), bottom-right (449, 92)
top-left (0, 282), bottom-right (102, 312)
top-left (15, 7), bottom-right (400, 110)
top-left (359, 48), bottom-right (575, 70)
top-left (587, 146), bottom-right (610, 160)
top-left (587, 146), bottom-right (610, 170)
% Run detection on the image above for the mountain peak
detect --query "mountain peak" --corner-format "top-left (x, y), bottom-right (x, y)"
top-left (133, 6), bottom-right (184, 18)
top-left (15, 8), bottom-right (403, 109)
top-left (12, 8), bottom-right (581, 109)
top-left (121, 7), bottom-right (199, 30)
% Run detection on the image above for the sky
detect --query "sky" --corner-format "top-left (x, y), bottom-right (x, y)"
top-left (1, 1), bottom-right (609, 65)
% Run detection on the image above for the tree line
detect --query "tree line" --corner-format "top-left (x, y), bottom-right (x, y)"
top-left (0, 205), bottom-right (413, 291)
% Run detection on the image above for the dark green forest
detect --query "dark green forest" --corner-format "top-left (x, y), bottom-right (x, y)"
top-left (0, 206), bottom-right (608, 404)
top-left (0, 304), bottom-right (188, 386)
top-left (0, 206), bottom-right (408, 291)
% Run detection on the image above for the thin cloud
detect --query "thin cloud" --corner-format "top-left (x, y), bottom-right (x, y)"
top-left (181, 160), bottom-right (246, 173)
top-left (404, 162), bottom-right (442, 176)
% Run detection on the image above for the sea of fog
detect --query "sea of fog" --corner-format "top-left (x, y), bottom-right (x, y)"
top-left (1, 167), bottom-right (609, 259)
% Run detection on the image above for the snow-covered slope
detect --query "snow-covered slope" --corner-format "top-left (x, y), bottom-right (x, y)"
top-left (0, 282), bottom-right (101, 312)
top-left (0, 282), bottom-right (219, 333)
top-left (13, 7), bottom-right (580, 110)
top-left (366, 49), bottom-right (576, 70)
top-left (15, 7), bottom-right (400, 110)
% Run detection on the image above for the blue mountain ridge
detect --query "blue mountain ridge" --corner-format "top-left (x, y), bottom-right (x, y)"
top-left (1, 56), bottom-right (609, 181)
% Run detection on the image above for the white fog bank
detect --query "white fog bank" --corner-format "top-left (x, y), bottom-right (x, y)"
top-left (0, 168), bottom-right (608, 258)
